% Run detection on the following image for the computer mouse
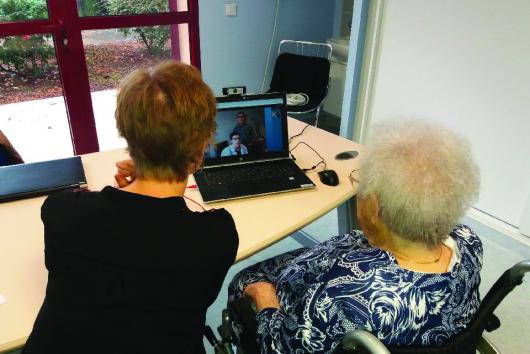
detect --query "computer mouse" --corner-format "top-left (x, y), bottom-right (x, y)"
top-left (318, 169), bottom-right (339, 186)
top-left (335, 151), bottom-right (359, 160)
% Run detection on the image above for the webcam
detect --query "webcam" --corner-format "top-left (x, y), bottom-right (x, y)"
top-left (222, 86), bottom-right (246, 96)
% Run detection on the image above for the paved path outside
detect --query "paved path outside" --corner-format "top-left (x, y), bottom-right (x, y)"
top-left (0, 90), bottom-right (125, 163)
top-left (82, 29), bottom-right (135, 45)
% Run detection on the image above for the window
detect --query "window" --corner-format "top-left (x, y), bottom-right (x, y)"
top-left (0, 0), bottom-right (200, 163)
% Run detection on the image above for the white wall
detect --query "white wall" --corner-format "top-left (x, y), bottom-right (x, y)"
top-left (521, 195), bottom-right (530, 236)
top-left (362, 0), bottom-right (530, 227)
top-left (199, 0), bottom-right (336, 95)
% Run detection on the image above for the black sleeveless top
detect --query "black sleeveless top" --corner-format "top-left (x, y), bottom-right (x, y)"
top-left (23, 187), bottom-right (239, 354)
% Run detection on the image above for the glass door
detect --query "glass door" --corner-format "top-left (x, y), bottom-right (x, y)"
top-left (0, 1), bottom-right (74, 163)
top-left (77, 0), bottom-right (193, 151)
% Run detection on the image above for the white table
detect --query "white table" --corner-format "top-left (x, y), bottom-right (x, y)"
top-left (0, 118), bottom-right (362, 352)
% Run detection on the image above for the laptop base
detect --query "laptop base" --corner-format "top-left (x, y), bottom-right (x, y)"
top-left (194, 159), bottom-right (315, 203)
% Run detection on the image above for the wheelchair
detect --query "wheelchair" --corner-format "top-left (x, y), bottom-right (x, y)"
top-left (205, 259), bottom-right (529, 354)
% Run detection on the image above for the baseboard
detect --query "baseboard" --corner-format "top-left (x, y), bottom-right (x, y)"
top-left (466, 208), bottom-right (530, 247)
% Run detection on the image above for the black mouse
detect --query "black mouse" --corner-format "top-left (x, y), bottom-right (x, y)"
top-left (318, 169), bottom-right (339, 186)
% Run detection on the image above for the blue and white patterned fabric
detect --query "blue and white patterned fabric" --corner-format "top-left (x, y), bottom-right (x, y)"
top-left (228, 225), bottom-right (483, 353)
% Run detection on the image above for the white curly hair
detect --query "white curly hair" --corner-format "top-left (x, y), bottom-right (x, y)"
top-left (358, 120), bottom-right (480, 246)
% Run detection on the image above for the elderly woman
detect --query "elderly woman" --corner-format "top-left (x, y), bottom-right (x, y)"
top-left (228, 121), bottom-right (482, 353)
top-left (23, 62), bottom-right (239, 354)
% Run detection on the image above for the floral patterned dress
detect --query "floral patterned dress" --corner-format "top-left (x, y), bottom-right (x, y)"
top-left (228, 225), bottom-right (483, 353)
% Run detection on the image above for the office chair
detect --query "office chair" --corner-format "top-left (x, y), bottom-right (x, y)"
top-left (267, 40), bottom-right (332, 127)
top-left (209, 259), bottom-right (530, 354)
top-left (216, 140), bottom-right (229, 156)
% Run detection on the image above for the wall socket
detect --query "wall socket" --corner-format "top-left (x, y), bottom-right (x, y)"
top-left (222, 86), bottom-right (246, 95)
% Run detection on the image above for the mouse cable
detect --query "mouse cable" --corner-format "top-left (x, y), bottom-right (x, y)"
top-left (289, 141), bottom-right (327, 173)
top-left (288, 124), bottom-right (311, 144)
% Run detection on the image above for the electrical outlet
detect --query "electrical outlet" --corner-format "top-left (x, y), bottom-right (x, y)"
top-left (225, 3), bottom-right (237, 16)
top-left (222, 86), bottom-right (246, 96)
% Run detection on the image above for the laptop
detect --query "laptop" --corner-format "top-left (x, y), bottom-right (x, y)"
top-left (0, 156), bottom-right (87, 203)
top-left (194, 92), bottom-right (315, 203)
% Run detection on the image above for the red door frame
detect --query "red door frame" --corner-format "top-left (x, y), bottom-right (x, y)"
top-left (0, 0), bottom-right (201, 155)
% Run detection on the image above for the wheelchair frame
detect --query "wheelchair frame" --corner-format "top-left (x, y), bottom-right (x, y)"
top-left (206, 260), bottom-right (529, 354)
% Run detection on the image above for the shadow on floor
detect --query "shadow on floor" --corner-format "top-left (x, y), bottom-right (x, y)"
top-left (290, 110), bottom-right (341, 136)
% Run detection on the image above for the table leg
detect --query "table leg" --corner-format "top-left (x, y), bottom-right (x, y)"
top-left (338, 195), bottom-right (359, 234)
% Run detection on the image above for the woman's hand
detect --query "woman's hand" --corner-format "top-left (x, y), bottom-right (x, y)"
top-left (115, 159), bottom-right (137, 188)
top-left (243, 282), bottom-right (281, 312)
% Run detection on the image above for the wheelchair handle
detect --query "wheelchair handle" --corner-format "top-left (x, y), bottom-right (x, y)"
top-left (341, 329), bottom-right (391, 354)
top-left (509, 259), bottom-right (530, 283)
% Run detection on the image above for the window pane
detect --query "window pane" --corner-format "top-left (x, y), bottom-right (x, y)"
top-left (0, 35), bottom-right (74, 165)
top-left (82, 25), bottom-right (189, 151)
top-left (0, 0), bottom-right (49, 22)
top-left (77, 0), bottom-right (188, 17)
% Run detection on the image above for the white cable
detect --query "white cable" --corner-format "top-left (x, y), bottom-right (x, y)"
top-left (260, 0), bottom-right (280, 93)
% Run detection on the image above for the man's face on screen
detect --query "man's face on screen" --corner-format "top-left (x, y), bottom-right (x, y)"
top-left (231, 134), bottom-right (241, 148)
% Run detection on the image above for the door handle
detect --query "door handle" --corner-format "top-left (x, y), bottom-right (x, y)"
top-left (41, 21), bottom-right (67, 47)
top-left (60, 26), bottom-right (68, 47)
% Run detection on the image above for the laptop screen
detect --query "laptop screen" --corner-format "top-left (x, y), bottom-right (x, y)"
top-left (204, 93), bottom-right (289, 166)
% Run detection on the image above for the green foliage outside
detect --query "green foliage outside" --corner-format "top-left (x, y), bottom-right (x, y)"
top-left (0, 0), bottom-right (170, 77)
top-left (76, 0), bottom-right (109, 17)
top-left (0, 0), bottom-right (54, 77)
top-left (0, 0), bottom-right (48, 21)
top-left (106, 0), bottom-right (170, 55)
top-left (0, 36), bottom-right (54, 76)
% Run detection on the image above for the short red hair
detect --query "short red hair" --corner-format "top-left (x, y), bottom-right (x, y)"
top-left (115, 61), bottom-right (216, 181)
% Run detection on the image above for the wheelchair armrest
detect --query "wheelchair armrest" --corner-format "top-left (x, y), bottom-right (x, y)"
top-left (340, 330), bottom-right (391, 354)
top-left (219, 308), bottom-right (235, 341)
top-left (230, 297), bottom-right (257, 330)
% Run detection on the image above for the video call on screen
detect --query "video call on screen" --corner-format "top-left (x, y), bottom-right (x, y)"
top-left (204, 105), bottom-right (284, 160)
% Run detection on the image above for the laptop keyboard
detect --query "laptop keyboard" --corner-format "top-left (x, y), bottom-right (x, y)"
top-left (203, 161), bottom-right (298, 185)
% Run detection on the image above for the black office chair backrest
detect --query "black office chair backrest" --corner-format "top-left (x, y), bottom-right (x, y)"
top-left (334, 260), bottom-right (530, 354)
top-left (216, 140), bottom-right (229, 156)
top-left (269, 53), bottom-right (330, 101)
